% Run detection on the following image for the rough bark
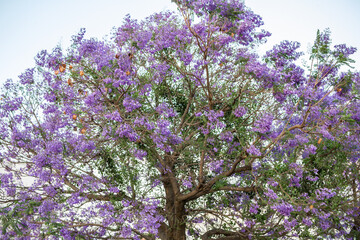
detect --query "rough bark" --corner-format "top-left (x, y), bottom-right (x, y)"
top-left (162, 175), bottom-right (187, 240)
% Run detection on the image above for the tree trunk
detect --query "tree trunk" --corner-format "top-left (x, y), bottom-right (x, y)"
top-left (173, 201), bottom-right (186, 240)
top-left (162, 178), bottom-right (187, 240)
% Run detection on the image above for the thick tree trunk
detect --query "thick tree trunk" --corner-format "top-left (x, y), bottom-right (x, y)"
top-left (163, 178), bottom-right (187, 240)
top-left (173, 201), bottom-right (186, 240)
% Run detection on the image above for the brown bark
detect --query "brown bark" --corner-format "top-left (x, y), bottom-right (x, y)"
top-left (162, 175), bottom-right (187, 240)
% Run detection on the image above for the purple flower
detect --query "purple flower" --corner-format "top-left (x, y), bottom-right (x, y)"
top-left (46, 140), bottom-right (63, 154)
top-left (72, 28), bottom-right (86, 45)
top-left (38, 200), bottom-right (56, 217)
top-left (116, 123), bottom-right (139, 142)
top-left (319, 220), bottom-right (331, 230)
top-left (1, 1), bottom-right (359, 239)
top-left (333, 44), bottom-right (357, 58)
top-left (245, 219), bottom-right (255, 228)
top-left (109, 187), bottom-right (120, 193)
top-left (233, 106), bottom-right (247, 117)
top-left (205, 110), bottom-right (224, 122)
top-left (283, 218), bottom-right (298, 232)
top-left (272, 202), bottom-right (294, 216)
top-left (209, 160), bottom-right (224, 173)
top-left (290, 176), bottom-right (301, 187)
top-left (247, 145), bottom-right (261, 156)
top-left (253, 113), bottom-right (273, 134)
top-left (220, 131), bottom-right (233, 143)
top-left (302, 217), bottom-right (312, 226)
top-left (249, 201), bottom-right (259, 214)
top-left (306, 175), bottom-right (319, 182)
top-left (19, 68), bottom-right (35, 84)
top-left (267, 179), bottom-right (278, 187)
top-left (315, 188), bottom-right (336, 200)
top-left (35, 50), bottom-right (47, 67)
top-left (303, 144), bottom-right (317, 157)
top-left (2, 97), bottom-right (23, 111)
top-left (265, 40), bottom-right (303, 67)
top-left (178, 50), bottom-right (193, 65)
top-left (264, 188), bottom-right (278, 200)
top-left (123, 96), bottom-right (142, 112)
top-left (156, 103), bottom-right (177, 117)
top-left (182, 177), bottom-right (192, 188)
top-left (44, 186), bottom-right (58, 197)
top-left (132, 148), bottom-right (147, 160)
top-left (105, 111), bottom-right (123, 122)
top-left (195, 112), bottom-right (202, 117)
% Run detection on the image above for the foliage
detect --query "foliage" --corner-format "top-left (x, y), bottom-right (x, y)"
top-left (1, 0), bottom-right (360, 239)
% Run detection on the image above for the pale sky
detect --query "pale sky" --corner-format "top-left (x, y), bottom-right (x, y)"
top-left (0, 0), bottom-right (359, 83)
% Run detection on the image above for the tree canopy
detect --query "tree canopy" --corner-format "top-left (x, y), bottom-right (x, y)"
top-left (1, 0), bottom-right (360, 239)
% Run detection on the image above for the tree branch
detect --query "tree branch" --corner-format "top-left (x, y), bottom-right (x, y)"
top-left (201, 228), bottom-right (248, 240)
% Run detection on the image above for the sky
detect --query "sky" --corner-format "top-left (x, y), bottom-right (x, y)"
top-left (246, 0), bottom-right (360, 68)
top-left (0, 0), bottom-right (359, 83)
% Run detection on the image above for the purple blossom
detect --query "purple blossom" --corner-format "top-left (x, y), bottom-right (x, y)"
top-left (249, 201), bottom-right (259, 214)
top-left (247, 145), bottom-right (261, 156)
top-left (169, 134), bottom-right (183, 145)
top-left (264, 188), bottom-right (278, 200)
top-left (319, 220), bottom-right (331, 230)
top-left (290, 176), bottom-right (301, 187)
top-left (220, 131), bottom-right (233, 143)
top-left (84, 91), bottom-right (101, 107)
top-left (318, 126), bottom-right (335, 141)
top-left (123, 96), bottom-right (142, 112)
top-left (302, 217), bottom-right (312, 227)
top-left (315, 188), bottom-right (336, 200)
top-left (283, 218), bottom-right (298, 232)
top-left (46, 140), bottom-right (63, 154)
top-left (116, 123), bottom-right (139, 142)
top-left (156, 103), bottom-right (177, 117)
top-left (151, 179), bottom-right (161, 188)
top-left (306, 175), bottom-right (319, 182)
top-left (105, 111), bottom-right (123, 122)
top-left (333, 44), bottom-right (357, 58)
top-left (19, 68), bottom-right (35, 84)
top-left (205, 110), bottom-right (224, 122)
top-left (267, 179), bottom-right (278, 187)
top-left (182, 177), bottom-right (193, 188)
top-left (295, 134), bottom-right (309, 144)
top-left (245, 219), bottom-right (255, 228)
top-left (272, 202), bottom-right (294, 216)
top-left (233, 106), bottom-right (247, 117)
top-left (265, 40), bottom-right (303, 67)
top-left (178, 50), bottom-right (193, 65)
top-left (38, 200), bottom-right (56, 217)
top-left (209, 160), bottom-right (224, 173)
top-left (109, 187), bottom-right (120, 193)
top-left (253, 113), bottom-right (273, 134)
top-left (2, 97), bottom-right (23, 111)
top-left (34, 50), bottom-right (47, 67)
top-left (289, 163), bottom-right (303, 187)
top-left (303, 144), bottom-right (317, 157)
top-left (72, 28), bottom-right (86, 45)
top-left (132, 148), bottom-right (147, 160)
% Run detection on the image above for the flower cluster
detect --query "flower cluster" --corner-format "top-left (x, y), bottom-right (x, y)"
top-left (252, 113), bottom-right (273, 134)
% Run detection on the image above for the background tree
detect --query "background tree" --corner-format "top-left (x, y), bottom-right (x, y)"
top-left (1, 0), bottom-right (359, 239)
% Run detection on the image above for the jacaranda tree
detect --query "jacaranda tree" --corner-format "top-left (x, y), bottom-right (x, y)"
top-left (1, 0), bottom-right (359, 239)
